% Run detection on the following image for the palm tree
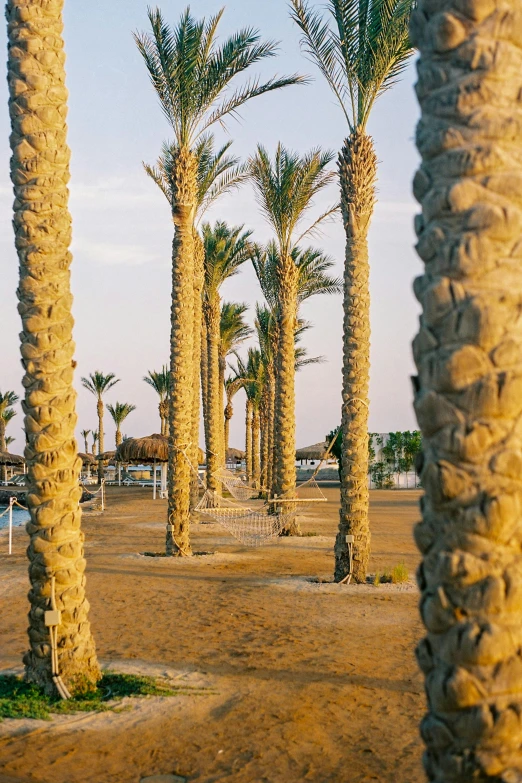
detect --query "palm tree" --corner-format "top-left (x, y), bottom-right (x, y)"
top-left (290, 0), bottom-right (413, 580)
top-left (224, 375), bottom-right (243, 458)
top-left (80, 429), bottom-right (91, 454)
top-left (249, 145), bottom-right (337, 506)
top-left (202, 222), bottom-right (253, 490)
top-left (219, 301), bottom-right (253, 446)
top-left (6, 0), bottom-right (99, 694)
top-left (5, 435), bottom-right (14, 448)
top-left (145, 135), bottom-right (249, 502)
top-left (408, 0), bottom-right (516, 775)
top-left (107, 402), bottom-right (137, 448)
top-left (81, 372), bottom-right (120, 483)
top-left (143, 367), bottom-right (170, 436)
top-left (0, 390), bottom-right (18, 452)
top-left (136, 7), bottom-right (305, 556)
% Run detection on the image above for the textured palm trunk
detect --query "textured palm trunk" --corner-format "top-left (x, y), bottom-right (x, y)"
top-left (224, 400), bottom-right (233, 458)
top-left (273, 264), bottom-right (298, 531)
top-left (6, 0), bottom-right (99, 694)
top-left (190, 232), bottom-right (204, 512)
top-left (334, 131), bottom-right (376, 583)
top-left (204, 299), bottom-right (222, 493)
top-left (218, 356), bottom-right (226, 467)
top-left (201, 319), bottom-right (209, 467)
top-left (115, 429), bottom-right (122, 448)
top-left (260, 394), bottom-right (269, 493)
top-left (166, 147), bottom-right (197, 556)
top-left (96, 399), bottom-right (104, 485)
top-left (83, 435), bottom-right (89, 453)
top-left (158, 400), bottom-right (166, 436)
top-left (245, 399), bottom-right (253, 482)
top-left (252, 407), bottom-right (261, 489)
top-left (410, 2), bottom-right (522, 779)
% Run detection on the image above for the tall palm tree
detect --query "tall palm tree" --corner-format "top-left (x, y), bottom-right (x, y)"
top-left (6, 0), bottom-right (99, 694)
top-left (247, 135), bottom-right (339, 507)
top-left (145, 134), bottom-right (249, 502)
top-left (202, 222), bottom-right (253, 490)
top-left (219, 301), bottom-right (253, 445)
top-left (290, 0), bottom-right (414, 581)
top-left (0, 390), bottom-right (18, 452)
top-left (143, 367), bottom-right (169, 436)
top-left (408, 0), bottom-right (516, 776)
top-left (136, 7), bottom-right (305, 556)
top-left (107, 402), bottom-right (137, 448)
top-left (80, 429), bottom-right (91, 454)
top-left (81, 372), bottom-right (120, 484)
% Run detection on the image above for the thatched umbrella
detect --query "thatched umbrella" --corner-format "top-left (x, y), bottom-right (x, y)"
top-left (115, 434), bottom-right (169, 499)
top-left (78, 452), bottom-right (95, 464)
top-left (226, 447), bottom-right (245, 463)
top-left (0, 451), bottom-right (25, 485)
top-left (97, 450), bottom-right (116, 462)
top-left (295, 442), bottom-right (328, 464)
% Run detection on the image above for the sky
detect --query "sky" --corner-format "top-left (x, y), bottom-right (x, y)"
top-left (0, 0), bottom-right (421, 455)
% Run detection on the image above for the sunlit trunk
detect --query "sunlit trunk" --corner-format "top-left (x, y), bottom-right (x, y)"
top-left (6, 0), bottom-right (99, 694)
top-left (334, 130), bottom-right (376, 583)
top-left (410, 1), bottom-right (522, 778)
top-left (245, 399), bottom-right (253, 483)
top-left (166, 147), bottom-right (197, 556)
top-left (204, 298), bottom-right (222, 493)
top-left (190, 231), bottom-right (204, 512)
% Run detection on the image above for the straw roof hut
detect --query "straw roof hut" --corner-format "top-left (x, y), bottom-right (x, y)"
top-left (97, 450), bottom-right (116, 462)
top-left (295, 442), bottom-right (328, 462)
top-left (78, 452), bottom-right (95, 465)
top-left (0, 451), bottom-right (25, 466)
top-left (226, 447), bottom-right (245, 461)
top-left (116, 434), bottom-right (168, 463)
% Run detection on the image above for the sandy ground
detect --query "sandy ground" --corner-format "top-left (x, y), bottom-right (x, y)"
top-left (0, 487), bottom-right (425, 783)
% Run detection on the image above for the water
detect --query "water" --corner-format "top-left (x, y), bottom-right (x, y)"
top-left (0, 505), bottom-right (30, 531)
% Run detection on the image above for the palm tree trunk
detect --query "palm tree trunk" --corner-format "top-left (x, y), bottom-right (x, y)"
top-left (201, 318), bottom-right (209, 467)
top-left (273, 267), bottom-right (299, 533)
top-left (252, 407), bottom-right (261, 488)
top-left (0, 419), bottom-right (6, 485)
top-left (158, 401), bottom-right (165, 435)
top-left (245, 399), bottom-right (253, 482)
top-left (6, 0), bottom-right (99, 694)
top-left (166, 147), bottom-right (197, 556)
top-left (97, 399), bottom-right (104, 485)
top-left (204, 298), bottom-right (222, 493)
top-left (260, 397), bottom-right (269, 493)
top-left (224, 402), bottom-right (233, 459)
top-left (410, 3), bottom-right (520, 778)
top-left (115, 429), bottom-right (122, 448)
top-left (334, 130), bottom-right (377, 583)
top-left (218, 357), bottom-right (226, 468)
top-left (83, 435), bottom-right (89, 453)
top-left (190, 231), bottom-right (204, 511)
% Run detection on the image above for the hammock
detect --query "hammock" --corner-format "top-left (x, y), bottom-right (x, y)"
top-left (213, 468), bottom-right (264, 502)
top-left (195, 489), bottom-right (294, 547)
top-left (271, 475), bottom-right (327, 506)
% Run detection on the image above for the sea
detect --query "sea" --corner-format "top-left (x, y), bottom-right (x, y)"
top-left (0, 504), bottom-right (30, 532)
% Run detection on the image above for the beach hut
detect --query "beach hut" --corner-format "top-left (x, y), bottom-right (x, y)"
top-left (116, 434), bottom-right (169, 499)
top-left (295, 442), bottom-right (328, 465)
top-left (0, 451), bottom-right (25, 485)
top-left (226, 447), bottom-right (245, 466)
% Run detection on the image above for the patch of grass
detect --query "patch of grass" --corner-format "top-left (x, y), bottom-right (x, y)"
top-left (0, 671), bottom-right (186, 721)
top-left (142, 551), bottom-right (215, 558)
top-left (391, 561), bottom-right (409, 584)
top-left (302, 531), bottom-right (318, 537)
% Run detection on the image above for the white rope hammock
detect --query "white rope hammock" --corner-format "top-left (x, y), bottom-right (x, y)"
top-left (195, 489), bottom-right (294, 547)
top-left (213, 468), bottom-right (264, 501)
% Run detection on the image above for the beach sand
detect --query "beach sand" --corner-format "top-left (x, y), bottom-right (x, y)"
top-left (0, 487), bottom-right (425, 783)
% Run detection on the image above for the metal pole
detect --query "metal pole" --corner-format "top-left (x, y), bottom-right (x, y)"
top-left (153, 460), bottom-right (157, 500)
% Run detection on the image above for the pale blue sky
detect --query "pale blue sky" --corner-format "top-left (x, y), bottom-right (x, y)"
top-left (0, 0), bottom-right (420, 453)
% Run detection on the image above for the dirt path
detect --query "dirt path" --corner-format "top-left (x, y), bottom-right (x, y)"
top-left (0, 488), bottom-right (425, 783)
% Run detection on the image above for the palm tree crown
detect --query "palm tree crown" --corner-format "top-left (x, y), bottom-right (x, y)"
top-left (203, 222), bottom-right (254, 299)
top-left (220, 302), bottom-right (252, 364)
top-left (0, 390), bottom-right (19, 417)
top-left (143, 367), bottom-right (170, 401)
top-left (81, 371), bottom-right (120, 400)
top-left (289, 0), bottom-right (413, 131)
top-left (107, 402), bottom-right (137, 428)
top-left (249, 143), bottom-right (338, 259)
top-left (135, 7), bottom-right (306, 149)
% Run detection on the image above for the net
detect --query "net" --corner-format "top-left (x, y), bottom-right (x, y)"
top-left (270, 476), bottom-right (327, 508)
top-left (213, 468), bottom-right (264, 502)
top-left (195, 489), bottom-right (294, 547)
